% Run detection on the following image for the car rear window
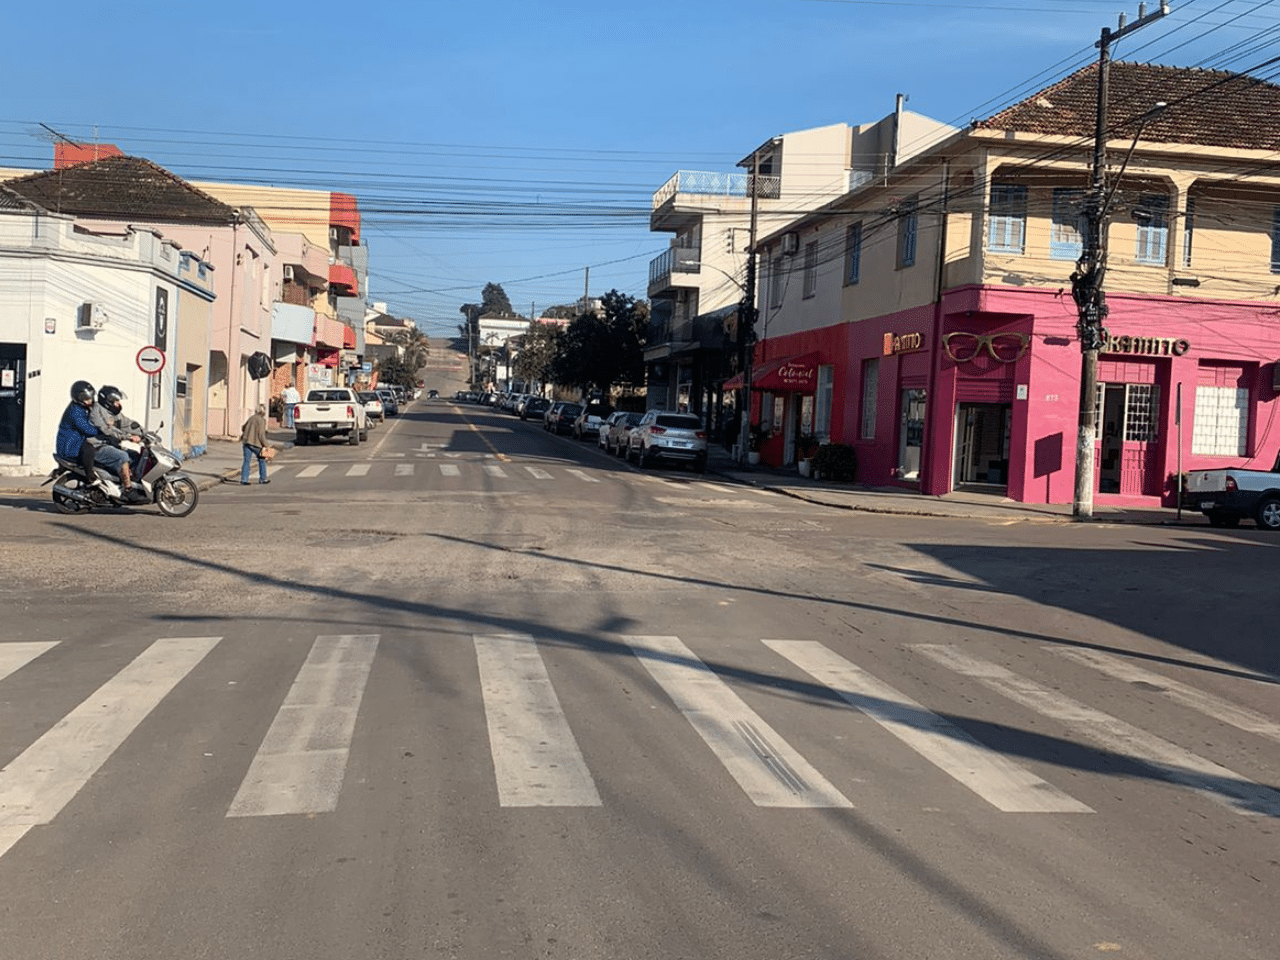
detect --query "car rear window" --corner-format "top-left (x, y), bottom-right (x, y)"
top-left (561, 404), bottom-right (583, 416)
top-left (656, 415), bottom-right (702, 429)
top-left (308, 390), bottom-right (350, 402)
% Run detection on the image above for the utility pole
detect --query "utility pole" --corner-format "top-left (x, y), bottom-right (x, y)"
top-left (1072, 2), bottom-right (1169, 519)
top-left (737, 149), bottom-right (763, 465)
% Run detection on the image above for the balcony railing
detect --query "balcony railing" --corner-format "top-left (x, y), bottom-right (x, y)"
top-left (652, 171), bottom-right (782, 209)
top-left (648, 245), bottom-right (702, 285)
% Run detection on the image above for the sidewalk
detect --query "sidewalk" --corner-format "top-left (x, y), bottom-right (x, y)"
top-left (0, 429), bottom-right (298, 497)
top-left (702, 444), bottom-right (1201, 526)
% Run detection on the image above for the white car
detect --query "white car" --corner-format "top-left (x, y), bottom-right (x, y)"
top-left (357, 390), bottom-right (385, 423)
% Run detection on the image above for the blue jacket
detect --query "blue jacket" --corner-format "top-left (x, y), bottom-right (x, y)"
top-left (55, 402), bottom-right (99, 459)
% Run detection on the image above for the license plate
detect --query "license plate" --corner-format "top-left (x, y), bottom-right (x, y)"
top-left (315, 422), bottom-right (335, 429)
top-left (1199, 501), bottom-right (1216, 510)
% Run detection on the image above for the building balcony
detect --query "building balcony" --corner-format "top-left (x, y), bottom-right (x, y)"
top-left (329, 261), bottom-right (358, 296)
top-left (271, 302), bottom-right (316, 345)
top-left (650, 170), bottom-right (781, 231)
top-left (647, 245), bottom-right (701, 296)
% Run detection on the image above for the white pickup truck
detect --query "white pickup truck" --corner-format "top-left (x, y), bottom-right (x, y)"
top-left (1186, 456), bottom-right (1280, 529)
top-left (292, 387), bottom-right (369, 446)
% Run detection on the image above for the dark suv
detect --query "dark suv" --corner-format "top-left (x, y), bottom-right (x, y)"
top-left (546, 402), bottom-right (584, 435)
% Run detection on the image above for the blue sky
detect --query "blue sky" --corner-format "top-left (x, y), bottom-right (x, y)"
top-left (4, 0), bottom-right (1277, 337)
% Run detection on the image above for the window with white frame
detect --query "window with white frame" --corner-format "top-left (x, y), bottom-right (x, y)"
top-left (815, 365), bottom-right (834, 440)
top-left (802, 241), bottom-right (818, 298)
top-left (1193, 385), bottom-right (1249, 456)
top-left (860, 358), bottom-right (879, 439)
top-left (845, 222), bottom-right (862, 285)
top-left (1050, 188), bottom-right (1086, 260)
top-left (897, 197), bottom-right (918, 268)
top-left (1134, 194), bottom-right (1169, 265)
top-left (769, 256), bottom-right (784, 308)
top-left (988, 184), bottom-right (1027, 253)
top-left (1270, 207), bottom-right (1280, 274)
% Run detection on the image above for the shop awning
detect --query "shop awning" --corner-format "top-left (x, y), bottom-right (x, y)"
top-left (723, 351), bottom-right (821, 392)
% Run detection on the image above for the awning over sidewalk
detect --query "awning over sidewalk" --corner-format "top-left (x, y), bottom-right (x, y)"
top-left (723, 351), bottom-right (821, 392)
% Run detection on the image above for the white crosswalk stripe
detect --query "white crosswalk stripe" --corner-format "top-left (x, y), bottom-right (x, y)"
top-left (1048, 646), bottom-right (1280, 743)
top-left (439, 463), bottom-right (460, 477)
top-left (296, 465), bottom-right (327, 478)
top-left (524, 466), bottom-right (553, 480)
top-left (766, 640), bottom-right (1091, 812)
top-left (0, 642), bottom-right (58, 682)
top-left (395, 463), bottom-right (415, 476)
top-left (564, 469), bottom-right (599, 483)
top-left (912, 644), bottom-right (1280, 817)
top-left (626, 635), bottom-right (852, 808)
top-left (0, 637), bottom-right (222, 859)
top-left (474, 634), bottom-right (601, 807)
top-left (345, 464), bottom-right (371, 477)
top-left (228, 634), bottom-right (379, 818)
top-left (483, 465), bottom-right (508, 478)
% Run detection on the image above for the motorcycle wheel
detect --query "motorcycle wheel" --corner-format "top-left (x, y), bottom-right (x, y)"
top-left (156, 476), bottom-right (199, 518)
top-left (52, 477), bottom-right (89, 515)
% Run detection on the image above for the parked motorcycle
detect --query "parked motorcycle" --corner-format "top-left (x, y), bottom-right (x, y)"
top-left (43, 427), bottom-right (199, 518)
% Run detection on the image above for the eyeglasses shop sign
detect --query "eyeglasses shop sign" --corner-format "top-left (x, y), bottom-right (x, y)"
top-left (883, 332), bottom-right (925, 356)
top-left (1102, 332), bottom-right (1191, 356)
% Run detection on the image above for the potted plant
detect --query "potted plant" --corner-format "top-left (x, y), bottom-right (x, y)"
top-left (747, 424), bottom-right (765, 465)
top-left (810, 442), bottom-right (858, 482)
top-left (797, 433), bottom-right (819, 477)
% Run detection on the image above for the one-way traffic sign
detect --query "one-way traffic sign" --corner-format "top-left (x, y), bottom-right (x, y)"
top-left (136, 346), bottom-right (166, 375)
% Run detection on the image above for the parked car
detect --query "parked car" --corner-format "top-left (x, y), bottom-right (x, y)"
top-left (572, 402), bottom-right (613, 441)
top-left (427, 388), bottom-right (439, 399)
top-left (627, 411), bottom-right (708, 472)
top-left (357, 390), bottom-right (385, 423)
top-left (293, 387), bottom-right (370, 446)
top-left (376, 388), bottom-right (399, 417)
top-left (546, 402), bottom-right (583, 435)
top-left (1186, 456), bottom-right (1280, 528)
top-left (522, 396), bottom-right (551, 421)
top-left (603, 411), bottom-right (642, 455)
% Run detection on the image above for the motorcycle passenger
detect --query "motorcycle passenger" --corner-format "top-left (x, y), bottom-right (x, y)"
top-left (91, 385), bottom-right (145, 500)
top-left (55, 380), bottom-right (104, 478)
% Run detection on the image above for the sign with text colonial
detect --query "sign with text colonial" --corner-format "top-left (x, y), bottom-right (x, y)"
top-left (884, 332), bottom-right (925, 356)
top-left (772, 357), bottom-right (818, 391)
top-left (1101, 332), bottom-right (1190, 356)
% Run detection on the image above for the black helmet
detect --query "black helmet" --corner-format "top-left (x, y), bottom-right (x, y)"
top-left (98, 385), bottom-right (124, 415)
top-left (71, 380), bottom-right (95, 404)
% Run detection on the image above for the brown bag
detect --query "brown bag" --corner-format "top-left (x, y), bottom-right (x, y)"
top-left (261, 446), bottom-right (276, 461)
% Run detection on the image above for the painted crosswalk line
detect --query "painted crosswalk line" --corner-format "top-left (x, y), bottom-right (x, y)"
top-left (524, 466), bottom-right (553, 480)
top-left (439, 463), bottom-right (461, 477)
top-left (483, 465), bottom-right (508, 478)
top-left (474, 634), bottom-right (601, 807)
top-left (765, 641), bottom-right (1090, 813)
top-left (0, 642), bottom-right (59, 683)
top-left (227, 634), bottom-right (379, 818)
top-left (626, 635), bottom-right (852, 808)
top-left (395, 463), bottom-right (415, 477)
top-left (1049, 646), bottom-right (1280, 743)
top-left (564, 469), bottom-right (599, 483)
top-left (296, 465), bottom-right (327, 479)
top-left (0, 637), bottom-right (222, 860)
top-left (345, 463), bottom-right (372, 477)
top-left (912, 644), bottom-right (1280, 817)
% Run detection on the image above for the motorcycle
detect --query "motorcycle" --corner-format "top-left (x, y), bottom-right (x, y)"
top-left (43, 426), bottom-right (199, 518)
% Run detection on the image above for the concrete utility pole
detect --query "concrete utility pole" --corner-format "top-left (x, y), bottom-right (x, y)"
top-left (1072, 2), bottom-right (1169, 520)
top-left (737, 149), bottom-right (763, 465)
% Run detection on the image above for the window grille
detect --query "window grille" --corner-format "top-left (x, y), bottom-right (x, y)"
top-left (1050, 188), bottom-right (1086, 260)
top-left (988, 184), bottom-right (1027, 253)
top-left (1192, 386), bottom-right (1249, 456)
top-left (845, 223), bottom-right (862, 285)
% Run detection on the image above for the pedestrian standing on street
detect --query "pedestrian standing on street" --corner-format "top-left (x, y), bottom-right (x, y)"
top-left (239, 405), bottom-right (272, 485)
top-left (281, 383), bottom-right (301, 429)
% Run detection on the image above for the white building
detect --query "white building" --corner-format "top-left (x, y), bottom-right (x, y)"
top-left (0, 188), bottom-right (214, 475)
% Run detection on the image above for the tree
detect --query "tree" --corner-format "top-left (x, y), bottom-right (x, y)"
top-left (514, 321), bottom-right (561, 388)
top-left (481, 282), bottom-right (515, 316)
top-left (387, 323), bottom-right (429, 374)
top-left (376, 353), bottom-right (418, 389)
top-left (550, 290), bottom-right (648, 395)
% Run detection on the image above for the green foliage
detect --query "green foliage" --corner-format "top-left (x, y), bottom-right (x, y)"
top-left (386, 323), bottom-right (429, 374)
top-left (375, 354), bottom-right (417, 389)
top-left (481, 282), bottom-right (514, 316)
top-left (810, 442), bottom-right (858, 482)
top-left (549, 289), bottom-right (648, 394)
top-left (513, 321), bottom-right (560, 387)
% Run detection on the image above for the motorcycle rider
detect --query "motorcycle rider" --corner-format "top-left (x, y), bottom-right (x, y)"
top-left (90, 385), bottom-right (145, 500)
top-left (55, 380), bottom-right (104, 478)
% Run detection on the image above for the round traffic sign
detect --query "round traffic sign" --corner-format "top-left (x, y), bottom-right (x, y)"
top-left (136, 345), bottom-right (166, 375)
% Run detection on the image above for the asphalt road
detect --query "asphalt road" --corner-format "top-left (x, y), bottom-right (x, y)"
top-left (1, 381), bottom-right (1278, 959)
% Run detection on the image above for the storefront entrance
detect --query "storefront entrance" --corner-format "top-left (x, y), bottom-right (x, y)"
top-left (898, 388), bottom-right (927, 480)
top-left (1097, 382), bottom-right (1161, 495)
top-left (0, 344), bottom-right (26, 457)
top-left (953, 402), bottom-right (1011, 487)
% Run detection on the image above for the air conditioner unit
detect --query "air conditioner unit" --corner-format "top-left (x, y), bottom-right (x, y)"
top-left (781, 232), bottom-right (800, 256)
top-left (282, 265), bottom-right (294, 282)
top-left (77, 302), bottom-right (107, 330)
top-left (329, 227), bottom-right (340, 242)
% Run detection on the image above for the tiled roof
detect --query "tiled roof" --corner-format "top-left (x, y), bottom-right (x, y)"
top-left (0, 184), bottom-right (40, 211)
top-left (976, 61), bottom-right (1280, 151)
top-left (3, 155), bottom-right (238, 224)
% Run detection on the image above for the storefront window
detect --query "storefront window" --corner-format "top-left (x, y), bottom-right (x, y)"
top-left (1193, 386), bottom-right (1249, 456)
top-left (815, 365), bottom-right (834, 440)
top-left (860, 359), bottom-right (878, 439)
top-left (898, 389), bottom-right (927, 480)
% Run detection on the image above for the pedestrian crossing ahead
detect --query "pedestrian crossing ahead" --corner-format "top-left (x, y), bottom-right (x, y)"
top-left (2, 633), bottom-right (1278, 861)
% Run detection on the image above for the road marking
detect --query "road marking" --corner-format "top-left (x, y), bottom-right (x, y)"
top-left (626, 635), bottom-right (852, 808)
top-left (0, 637), bottom-right (221, 860)
top-left (484, 465), bottom-right (508, 478)
top-left (0, 642), bottom-right (59, 682)
top-left (439, 464), bottom-right (461, 477)
top-left (395, 463), bottom-right (415, 477)
top-left (474, 634), bottom-right (600, 807)
top-left (564, 469), bottom-right (599, 483)
top-left (346, 464), bottom-right (371, 477)
top-left (1049, 647), bottom-right (1280, 743)
top-left (912, 645), bottom-right (1280, 817)
top-left (297, 465), bottom-right (327, 478)
top-left (765, 641), bottom-right (1090, 813)
top-left (227, 634), bottom-right (379, 818)
top-left (525, 466), bottom-right (553, 480)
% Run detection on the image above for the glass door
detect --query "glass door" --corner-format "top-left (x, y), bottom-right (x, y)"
top-left (898, 389), bottom-right (927, 480)
top-left (0, 344), bottom-right (25, 457)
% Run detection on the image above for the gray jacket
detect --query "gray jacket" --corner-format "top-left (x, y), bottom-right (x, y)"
top-left (90, 403), bottom-right (139, 443)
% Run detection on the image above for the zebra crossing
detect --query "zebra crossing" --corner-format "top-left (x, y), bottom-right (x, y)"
top-left (258, 458), bottom-right (736, 489)
top-left (2, 633), bottom-right (1277, 860)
